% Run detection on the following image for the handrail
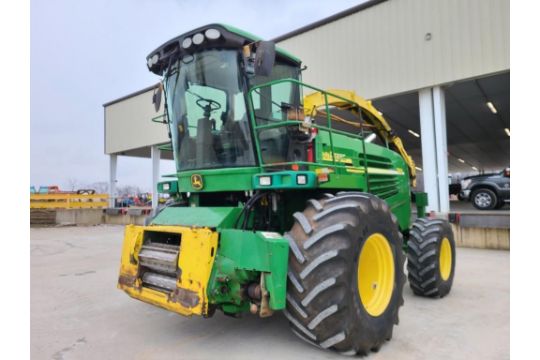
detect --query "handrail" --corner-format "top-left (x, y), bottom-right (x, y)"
top-left (151, 114), bottom-right (168, 123)
top-left (247, 78), bottom-right (415, 186)
top-left (253, 120), bottom-right (367, 141)
top-left (247, 78), bottom-right (369, 174)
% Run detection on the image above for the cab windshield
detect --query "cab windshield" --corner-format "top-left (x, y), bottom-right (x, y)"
top-left (164, 50), bottom-right (255, 171)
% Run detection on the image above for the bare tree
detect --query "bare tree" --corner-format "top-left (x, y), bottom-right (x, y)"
top-left (66, 178), bottom-right (80, 191)
top-left (87, 181), bottom-right (109, 194)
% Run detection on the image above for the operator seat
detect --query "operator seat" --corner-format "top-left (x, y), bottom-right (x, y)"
top-left (196, 117), bottom-right (217, 167)
top-left (178, 136), bottom-right (195, 166)
top-left (177, 116), bottom-right (196, 167)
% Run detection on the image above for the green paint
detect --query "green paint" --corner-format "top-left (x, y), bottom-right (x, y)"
top-left (413, 192), bottom-right (428, 218)
top-left (176, 167), bottom-right (260, 193)
top-left (158, 143), bottom-right (173, 152)
top-left (246, 79), bottom-right (412, 231)
top-left (219, 23), bottom-right (302, 64)
top-left (151, 206), bottom-right (241, 229)
top-left (208, 255), bottom-right (256, 313)
top-left (207, 229), bottom-right (289, 311)
top-left (252, 171), bottom-right (317, 190)
top-left (157, 180), bottom-right (178, 194)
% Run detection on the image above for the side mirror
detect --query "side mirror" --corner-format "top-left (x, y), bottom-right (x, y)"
top-left (153, 83), bottom-right (163, 112)
top-left (254, 41), bottom-right (275, 76)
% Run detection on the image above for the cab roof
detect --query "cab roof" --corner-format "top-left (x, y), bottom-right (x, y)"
top-left (146, 24), bottom-right (301, 76)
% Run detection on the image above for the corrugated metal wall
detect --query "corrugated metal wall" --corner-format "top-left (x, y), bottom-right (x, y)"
top-left (277, 0), bottom-right (509, 99)
top-left (104, 89), bottom-right (167, 154)
top-left (105, 0), bottom-right (509, 154)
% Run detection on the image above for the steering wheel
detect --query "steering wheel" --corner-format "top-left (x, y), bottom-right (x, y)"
top-left (196, 98), bottom-right (221, 116)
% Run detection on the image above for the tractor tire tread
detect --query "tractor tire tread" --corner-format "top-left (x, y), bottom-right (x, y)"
top-left (406, 218), bottom-right (456, 298)
top-left (285, 192), bottom-right (405, 355)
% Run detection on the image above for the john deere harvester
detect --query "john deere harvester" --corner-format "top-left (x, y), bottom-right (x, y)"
top-left (118, 24), bottom-right (456, 355)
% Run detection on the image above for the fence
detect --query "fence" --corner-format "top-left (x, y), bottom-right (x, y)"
top-left (30, 193), bottom-right (109, 209)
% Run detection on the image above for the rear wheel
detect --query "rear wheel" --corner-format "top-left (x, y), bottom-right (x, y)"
top-left (284, 192), bottom-right (405, 355)
top-left (407, 218), bottom-right (456, 297)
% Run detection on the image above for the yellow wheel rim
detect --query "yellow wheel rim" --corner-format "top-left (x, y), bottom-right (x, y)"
top-left (357, 233), bottom-right (395, 317)
top-left (439, 237), bottom-right (452, 281)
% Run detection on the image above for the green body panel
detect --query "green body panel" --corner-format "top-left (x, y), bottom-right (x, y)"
top-left (207, 229), bottom-right (289, 311)
top-left (150, 207), bottom-right (289, 312)
top-left (157, 180), bottom-right (179, 195)
top-left (245, 79), bottom-right (412, 230)
top-left (318, 174), bottom-right (365, 189)
top-left (253, 171), bottom-right (317, 190)
top-left (413, 191), bottom-right (428, 218)
top-left (219, 24), bottom-right (302, 64)
top-left (169, 138), bottom-right (411, 229)
top-left (151, 206), bottom-right (241, 229)
top-left (177, 167), bottom-right (260, 192)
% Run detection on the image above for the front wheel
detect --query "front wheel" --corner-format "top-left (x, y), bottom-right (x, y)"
top-left (495, 198), bottom-right (507, 209)
top-left (284, 192), bottom-right (405, 356)
top-left (471, 188), bottom-right (497, 210)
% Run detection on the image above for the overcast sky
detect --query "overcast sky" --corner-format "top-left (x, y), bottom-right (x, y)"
top-left (30, 0), bottom-right (364, 191)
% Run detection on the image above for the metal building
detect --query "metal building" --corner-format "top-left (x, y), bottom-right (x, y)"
top-left (103, 85), bottom-right (167, 208)
top-left (104, 0), bottom-right (510, 213)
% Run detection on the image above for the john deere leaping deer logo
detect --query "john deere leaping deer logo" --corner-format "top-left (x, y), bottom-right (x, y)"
top-left (191, 174), bottom-right (204, 190)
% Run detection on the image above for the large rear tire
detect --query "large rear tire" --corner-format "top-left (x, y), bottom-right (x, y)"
top-left (406, 218), bottom-right (456, 297)
top-left (284, 192), bottom-right (405, 355)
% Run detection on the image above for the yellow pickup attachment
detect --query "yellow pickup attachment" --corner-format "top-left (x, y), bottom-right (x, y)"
top-left (117, 224), bottom-right (218, 316)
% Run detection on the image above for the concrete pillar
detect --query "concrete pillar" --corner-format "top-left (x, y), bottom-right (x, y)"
top-left (418, 86), bottom-right (449, 213)
top-left (109, 154), bottom-right (117, 208)
top-left (432, 87), bottom-right (450, 213)
top-left (151, 145), bottom-right (161, 210)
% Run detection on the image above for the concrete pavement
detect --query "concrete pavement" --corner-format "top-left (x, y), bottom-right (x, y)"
top-left (31, 225), bottom-right (509, 359)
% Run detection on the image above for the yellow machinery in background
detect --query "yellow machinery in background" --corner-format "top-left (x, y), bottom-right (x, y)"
top-left (30, 193), bottom-right (109, 209)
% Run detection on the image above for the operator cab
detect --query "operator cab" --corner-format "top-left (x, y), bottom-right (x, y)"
top-left (147, 24), bottom-right (303, 172)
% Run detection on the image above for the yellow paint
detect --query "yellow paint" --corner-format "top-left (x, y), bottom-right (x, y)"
top-left (117, 224), bottom-right (218, 316)
top-left (191, 174), bottom-right (204, 190)
top-left (345, 168), bottom-right (364, 174)
top-left (357, 233), bottom-right (395, 317)
top-left (30, 193), bottom-right (108, 209)
top-left (320, 151), bottom-right (405, 176)
top-left (321, 152), bottom-right (332, 161)
top-left (344, 167), bottom-right (405, 176)
top-left (118, 224), bottom-right (144, 283)
top-left (30, 202), bottom-right (109, 209)
top-left (368, 168), bottom-right (402, 176)
top-left (30, 193), bottom-right (108, 200)
top-left (321, 151), bottom-right (353, 164)
top-left (439, 237), bottom-right (452, 281)
top-left (314, 167), bottom-right (333, 174)
top-left (304, 89), bottom-right (417, 186)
